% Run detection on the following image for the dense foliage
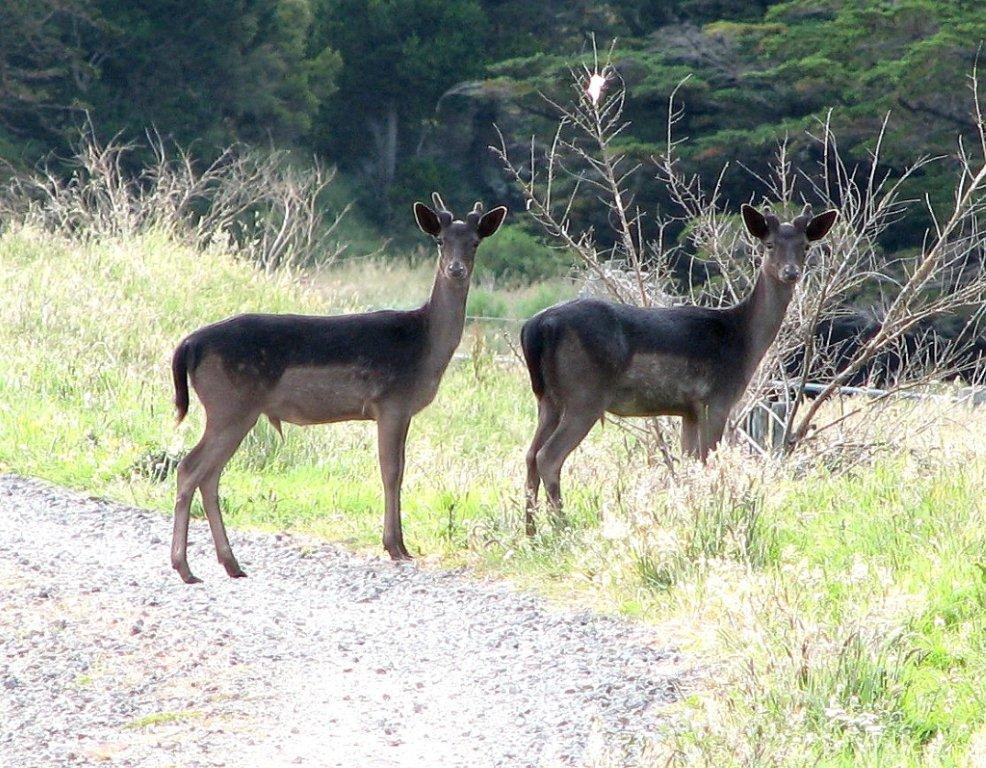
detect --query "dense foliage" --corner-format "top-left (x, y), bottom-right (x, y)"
top-left (2, 1), bottom-right (985, 248)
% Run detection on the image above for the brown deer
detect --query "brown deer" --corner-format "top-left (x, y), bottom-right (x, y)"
top-left (520, 204), bottom-right (837, 532)
top-left (169, 194), bottom-right (507, 582)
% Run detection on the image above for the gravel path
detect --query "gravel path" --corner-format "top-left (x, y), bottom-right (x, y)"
top-left (0, 474), bottom-right (685, 767)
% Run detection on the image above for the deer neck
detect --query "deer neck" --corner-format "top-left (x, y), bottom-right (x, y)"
top-left (739, 270), bottom-right (794, 374)
top-left (421, 269), bottom-right (469, 375)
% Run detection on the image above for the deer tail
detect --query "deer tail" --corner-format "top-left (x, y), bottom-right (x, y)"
top-left (521, 314), bottom-right (552, 400)
top-left (171, 338), bottom-right (193, 424)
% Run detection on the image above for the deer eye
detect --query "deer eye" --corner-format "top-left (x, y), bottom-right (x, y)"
top-left (436, 238), bottom-right (444, 245)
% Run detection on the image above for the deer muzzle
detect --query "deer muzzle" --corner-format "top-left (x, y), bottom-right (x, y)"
top-left (446, 262), bottom-right (468, 280)
top-left (779, 265), bottom-right (801, 284)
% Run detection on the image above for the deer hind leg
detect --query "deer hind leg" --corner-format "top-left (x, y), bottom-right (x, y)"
top-left (536, 401), bottom-right (604, 520)
top-left (377, 410), bottom-right (413, 561)
top-left (681, 414), bottom-right (700, 460)
top-left (171, 412), bottom-right (257, 583)
top-left (197, 414), bottom-right (258, 578)
top-left (525, 398), bottom-right (561, 536)
top-left (694, 406), bottom-right (729, 462)
top-left (172, 441), bottom-right (207, 584)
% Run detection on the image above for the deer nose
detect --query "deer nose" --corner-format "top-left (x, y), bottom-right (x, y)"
top-left (779, 265), bottom-right (801, 284)
top-left (447, 262), bottom-right (468, 280)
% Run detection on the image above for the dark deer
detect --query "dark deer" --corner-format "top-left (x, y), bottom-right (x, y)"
top-left (520, 204), bottom-right (837, 532)
top-left (169, 194), bottom-right (507, 582)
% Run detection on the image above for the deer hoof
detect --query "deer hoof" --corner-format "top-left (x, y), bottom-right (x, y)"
top-left (385, 545), bottom-right (414, 562)
top-left (224, 563), bottom-right (248, 578)
top-left (173, 561), bottom-right (202, 584)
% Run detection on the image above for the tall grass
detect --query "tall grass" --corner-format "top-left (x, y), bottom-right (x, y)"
top-left (0, 225), bottom-right (983, 766)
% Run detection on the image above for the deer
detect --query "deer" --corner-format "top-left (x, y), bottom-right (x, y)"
top-left (519, 203), bottom-right (837, 533)
top-left (169, 193), bottom-right (507, 583)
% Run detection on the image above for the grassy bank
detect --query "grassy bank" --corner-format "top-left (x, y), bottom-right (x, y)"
top-left (1, 226), bottom-right (983, 766)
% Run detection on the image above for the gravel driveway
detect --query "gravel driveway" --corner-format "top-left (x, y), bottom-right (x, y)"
top-left (0, 474), bottom-right (685, 767)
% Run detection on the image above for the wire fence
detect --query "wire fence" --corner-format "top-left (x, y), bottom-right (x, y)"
top-left (449, 338), bottom-right (985, 454)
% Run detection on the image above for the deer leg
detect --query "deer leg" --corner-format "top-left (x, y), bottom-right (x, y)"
top-left (536, 404), bottom-right (603, 520)
top-left (377, 410), bottom-right (413, 561)
top-left (525, 398), bottom-right (561, 536)
top-left (172, 415), bottom-right (257, 583)
top-left (681, 415), bottom-right (700, 460)
top-left (198, 416), bottom-right (257, 578)
top-left (696, 407), bottom-right (729, 462)
top-left (172, 441), bottom-right (206, 584)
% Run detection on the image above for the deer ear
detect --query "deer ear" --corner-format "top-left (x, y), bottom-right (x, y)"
top-left (414, 202), bottom-right (442, 236)
top-left (477, 206), bottom-right (507, 238)
top-left (805, 209), bottom-right (838, 241)
top-left (741, 204), bottom-right (770, 240)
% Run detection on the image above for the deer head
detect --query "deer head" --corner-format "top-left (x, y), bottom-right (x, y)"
top-left (414, 193), bottom-right (507, 282)
top-left (742, 203), bottom-right (838, 285)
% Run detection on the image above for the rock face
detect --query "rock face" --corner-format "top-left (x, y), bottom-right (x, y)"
top-left (0, 474), bottom-right (688, 767)
top-left (420, 78), bottom-right (533, 203)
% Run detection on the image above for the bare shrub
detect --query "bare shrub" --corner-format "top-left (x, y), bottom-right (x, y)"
top-left (1, 126), bottom-right (349, 272)
top-left (494, 46), bottom-right (986, 464)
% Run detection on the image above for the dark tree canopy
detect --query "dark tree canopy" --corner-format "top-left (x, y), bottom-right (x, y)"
top-left (309, 0), bottom-right (486, 199)
top-left (0, 0), bottom-right (103, 157)
top-left (1, 0), bottom-right (985, 253)
top-left (90, 0), bottom-right (338, 148)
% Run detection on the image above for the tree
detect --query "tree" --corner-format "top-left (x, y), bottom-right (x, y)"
top-left (310, 0), bottom-right (486, 199)
top-left (87, 0), bottom-right (338, 150)
top-left (0, 0), bottom-right (102, 161)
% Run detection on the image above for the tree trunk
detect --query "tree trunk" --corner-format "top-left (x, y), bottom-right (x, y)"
top-left (383, 99), bottom-right (397, 186)
top-left (367, 100), bottom-right (399, 192)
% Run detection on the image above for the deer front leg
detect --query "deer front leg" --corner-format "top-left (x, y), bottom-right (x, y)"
top-left (377, 410), bottom-right (413, 561)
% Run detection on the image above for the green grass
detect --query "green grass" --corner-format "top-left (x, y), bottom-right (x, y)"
top-left (1, 226), bottom-right (984, 766)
